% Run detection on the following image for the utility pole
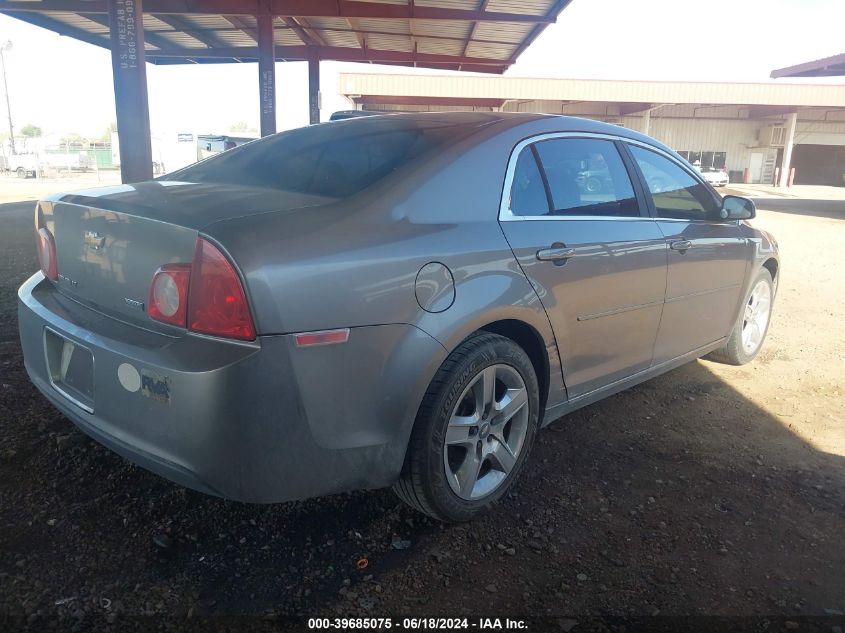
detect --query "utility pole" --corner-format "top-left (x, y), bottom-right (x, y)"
top-left (1, 41), bottom-right (14, 155)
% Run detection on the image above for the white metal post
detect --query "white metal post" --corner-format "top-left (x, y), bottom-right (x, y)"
top-left (642, 108), bottom-right (651, 136)
top-left (778, 112), bottom-right (798, 188)
top-left (0, 42), bottom-right (15, 155)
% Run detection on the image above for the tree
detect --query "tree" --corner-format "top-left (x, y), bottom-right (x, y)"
top-left (229, 121), bottom-right (249, 133)
top-left (58, 132), bottom-right (82, 145)
top-left (21, 124), bottom-right (42, 138)
top-left (99, 122), bottom-right (117, 142)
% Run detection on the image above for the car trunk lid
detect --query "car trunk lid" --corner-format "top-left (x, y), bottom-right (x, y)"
top-left (42, 181), bottom-right (329, 330)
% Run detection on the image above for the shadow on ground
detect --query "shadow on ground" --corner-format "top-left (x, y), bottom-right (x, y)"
top-left (750, 197), bottom-right (845, 220)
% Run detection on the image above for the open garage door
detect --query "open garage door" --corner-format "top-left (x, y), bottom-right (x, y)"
top-left (793, 144), bottom-right (845, 186)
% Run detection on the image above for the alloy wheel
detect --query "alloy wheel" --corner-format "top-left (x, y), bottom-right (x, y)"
top-left (741, 279), bottom-right (772, 354)
top-left (442, 363), bottom-right (530, 501)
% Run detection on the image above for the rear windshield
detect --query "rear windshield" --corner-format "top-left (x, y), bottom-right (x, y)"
top-left (162, 116), bottom-right (489, 199)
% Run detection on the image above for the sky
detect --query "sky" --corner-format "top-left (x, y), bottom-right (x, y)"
top-left (0, 0), bottom-right (843, 139)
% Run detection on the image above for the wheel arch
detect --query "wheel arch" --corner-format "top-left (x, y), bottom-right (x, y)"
top-left (479, 319), bottom-right (551, 418)
top-left (762, 257), bottom-right (778, 284)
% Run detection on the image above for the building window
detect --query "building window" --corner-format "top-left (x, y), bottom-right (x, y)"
top-left (675, 150), bottom-right (727, 170)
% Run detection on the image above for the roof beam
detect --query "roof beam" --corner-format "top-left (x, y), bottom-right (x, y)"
top-left (154, 14), bottom-right (230, 48)
top-left (146, 45), bottom-right (513, 66)
top-left (2, 10), bottom-right (110, 48)
top-left (346, 17), bottom-right (368, 49)
top-left (82, 13), bottom-right (178, 50)
top-left (510, 0), bottom-right (573, 63)
top-left (222, 15), bottom-right (258, 43)
top-left (0, 0), bottom-right (554, 22)
top-left (302, 25), bottom-right (519, 47)
top-left (281, 16), bottom-right (323, 47)
top-left (462, 0), bottom-right (489, 59)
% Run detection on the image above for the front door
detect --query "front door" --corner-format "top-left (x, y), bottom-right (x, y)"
top-left (626, 144), bottom-right (751, 365)
top-left (749, 152), bottom-right (764, 183)
top-left (499, 135), bottom-right (667, 399)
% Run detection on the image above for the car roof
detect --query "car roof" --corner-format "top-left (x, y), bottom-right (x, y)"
top-left (326, 110), bottom-right (672, 155)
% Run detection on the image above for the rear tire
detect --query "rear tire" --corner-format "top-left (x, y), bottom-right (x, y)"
top-left (707, 268), bottom-right (773, 365)
top-left (394, 332), bottom-right (540, 522)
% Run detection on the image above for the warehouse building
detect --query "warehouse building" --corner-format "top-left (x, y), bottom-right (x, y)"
top-left (340, 73), bottom-right (845, 187)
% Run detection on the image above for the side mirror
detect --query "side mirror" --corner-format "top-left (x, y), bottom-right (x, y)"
top-left (720, 195), bottom-right (755, 220)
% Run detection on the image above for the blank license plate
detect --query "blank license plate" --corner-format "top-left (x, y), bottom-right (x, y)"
top-left (45, 328), bottom-right (94, 412)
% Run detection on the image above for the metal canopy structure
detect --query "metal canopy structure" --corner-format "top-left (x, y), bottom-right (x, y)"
top-left (1, 0), bottom-right (572, 182)
top-left (340, 73), bottom-right (845, 114)
top-left (771, 52), bottom-right (845, 78)
top-left (2, 0), bottom-right (570, 73)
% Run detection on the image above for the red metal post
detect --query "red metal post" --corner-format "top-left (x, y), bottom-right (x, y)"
top-left (257, 14), bottom-right (276, 137)
top-left (108, 0), bottom-right (153, 183)
top-left (788, 167), bottom-right (795, 187)
top-left (308, 57), bottom-right (320, 124)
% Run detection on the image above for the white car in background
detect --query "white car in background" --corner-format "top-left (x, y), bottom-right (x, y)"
top-left (696, 165), bottom-right (729, 187)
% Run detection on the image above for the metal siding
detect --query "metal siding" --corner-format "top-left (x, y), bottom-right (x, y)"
top-left (473, 21), bottom-right (532, 43)
top-left (796, 121), bottom-right (845, 146)
top-left (339, 73), bottom-right (845, 107)
top-left (179, 14), bottom-right (235, 30)
top-left (355, 18), bottom-right (410, 34)
top-left (367, 33), bottom-right (413, 52)
top-left (274, 28), bottom-right (306, 46)
top-left (464, 42), bottom-right (516, 60)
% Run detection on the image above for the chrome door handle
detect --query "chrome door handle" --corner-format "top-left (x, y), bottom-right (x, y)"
top-left (536, 246), bottom-right (576, 262)
top-left (670, 239), bottom-right (692, 251)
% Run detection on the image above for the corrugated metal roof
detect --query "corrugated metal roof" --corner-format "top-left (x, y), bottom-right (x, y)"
top-left (1, 0), bottom-right (573, 72)
top-left (339, 73), bottom-right (845, 108)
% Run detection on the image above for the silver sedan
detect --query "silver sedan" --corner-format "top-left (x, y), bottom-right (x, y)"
top-left (18, 113), bottom-right (778, 521)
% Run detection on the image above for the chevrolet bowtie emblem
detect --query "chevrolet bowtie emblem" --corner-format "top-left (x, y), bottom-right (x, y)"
top-left (84, 231), bottom-right (105, 250)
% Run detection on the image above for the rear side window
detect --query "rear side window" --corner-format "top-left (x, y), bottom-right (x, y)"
top-left (163, 117), bottom-right (489, 199)
top-left (509, 148), bottom-right (549, 216)
top-left (628, 145), bottom-right (720, 221)
top-left (534, 138), bottom-right (640, 217)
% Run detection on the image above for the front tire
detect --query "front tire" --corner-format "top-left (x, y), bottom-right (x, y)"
top-left (707, 268), bottom-right (774, 365)
top-left (394, 332), bottom-right (540, 522)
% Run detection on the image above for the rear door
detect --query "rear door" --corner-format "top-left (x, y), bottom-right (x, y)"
top-left (499, 134), bottom-right (667, 399)
top-left (624, 143), bottom-right (751, 364)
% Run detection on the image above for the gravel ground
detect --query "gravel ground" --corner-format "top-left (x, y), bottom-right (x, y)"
top-left (1, 196), bottom-right (844, 629)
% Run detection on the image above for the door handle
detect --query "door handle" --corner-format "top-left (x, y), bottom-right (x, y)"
top-left (536, 246), bottom-right (576, 262)
top-left (670, 239), bottom-right (692, 251)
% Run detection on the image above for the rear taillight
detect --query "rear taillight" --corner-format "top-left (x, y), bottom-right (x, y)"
top-left (188, 238), bottom-right (255, 341)
top-left (35, 206), bottom-right (58, 281)
top-left (148, 264), bottom-right (191, 327)
top-left (147, 238), bottom-right (255, 340)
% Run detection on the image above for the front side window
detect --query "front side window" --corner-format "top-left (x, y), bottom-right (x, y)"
top-left (629, 145), bottom-right (720, 221)
top-left (534, 138), bottom-right (640, 217)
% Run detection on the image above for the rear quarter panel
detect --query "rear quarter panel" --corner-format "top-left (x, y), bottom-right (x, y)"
top-left (204, 118), bottom-right (569, 407)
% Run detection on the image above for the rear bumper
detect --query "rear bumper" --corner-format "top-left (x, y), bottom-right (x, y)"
top-left (18, 273), bottom-right (447, 503)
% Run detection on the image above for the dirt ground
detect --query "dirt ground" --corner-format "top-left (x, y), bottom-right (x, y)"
top-left (0, 191), bottom-right (843, 629)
